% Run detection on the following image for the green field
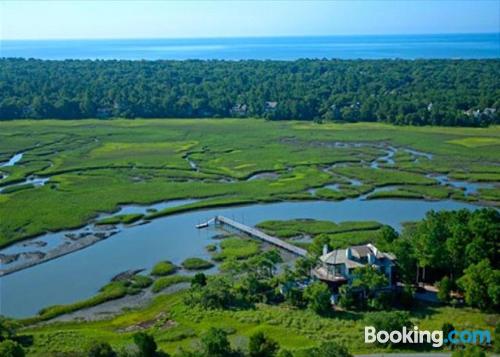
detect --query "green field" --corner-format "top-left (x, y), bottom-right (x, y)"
top-left (20, 289), bottom-right (497, 356)
top-left (1, 119), bottom-right (499, 247)
top-left (1, 119), bottom-right (499, 355)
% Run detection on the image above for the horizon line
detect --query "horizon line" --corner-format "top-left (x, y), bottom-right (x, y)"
top-left (2, 31), bottom-right (499, 42)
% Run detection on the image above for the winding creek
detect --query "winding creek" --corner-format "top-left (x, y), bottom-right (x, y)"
top-left (0, 197), bottom-right (482, 318)
top-left (0, 145), bottom-right (497, 318)
top-left (0, 152), bottom-right (24, 167)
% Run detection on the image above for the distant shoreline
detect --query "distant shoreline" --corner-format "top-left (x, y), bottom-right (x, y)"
top-left (2, 33), bottom-right (498, 60)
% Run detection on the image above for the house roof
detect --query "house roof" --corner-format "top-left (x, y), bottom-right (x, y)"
top-left (320, 249), bottom-right (364, 269)
top-left (319, 244), bottom-right (395, 269)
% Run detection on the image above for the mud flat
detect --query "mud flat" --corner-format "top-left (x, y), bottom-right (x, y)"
top-left (0, 230), bottom-right (118, 277)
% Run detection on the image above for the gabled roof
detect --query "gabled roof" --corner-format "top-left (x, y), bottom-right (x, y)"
top-left (319, 244), bottom-right (395, 268)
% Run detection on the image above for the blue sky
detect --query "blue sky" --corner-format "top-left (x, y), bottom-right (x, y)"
top-left (1, 1), bottom-right (499, 40)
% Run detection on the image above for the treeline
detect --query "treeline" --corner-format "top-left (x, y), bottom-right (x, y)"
top-left (0, 58), bottom-right (499, 126)
top-left (391, 208), bottom-right (499, 311)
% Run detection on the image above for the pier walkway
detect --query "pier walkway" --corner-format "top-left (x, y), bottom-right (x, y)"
top-left (204, 215), bottom-right (307, 257)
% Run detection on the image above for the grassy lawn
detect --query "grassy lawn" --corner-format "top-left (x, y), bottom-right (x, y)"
top-left (0, 119), bottom-right (499, 247)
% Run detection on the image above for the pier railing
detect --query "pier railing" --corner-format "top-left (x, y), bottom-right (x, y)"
top-left (210, 215), bottom-right (307, 257)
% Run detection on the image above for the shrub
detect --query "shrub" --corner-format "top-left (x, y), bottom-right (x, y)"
top-left (191, 273), bottom-right (207, 287)
top-left (201, 328), bottom-right (234, 357)
top-left (0, 340), bottom-right (25, 357)
top-left (182, 257), bottom-right (214, 270)
top-left (133, 332), bottom-right (158, 357)
top-left (249, 331), bottom-right (279, 357)
top-left (437, 276), bottom-right (453, 303)
top-left (303, 281), bottom-right (332, 316)
top-left (87, 341), bottom-right (116, 357)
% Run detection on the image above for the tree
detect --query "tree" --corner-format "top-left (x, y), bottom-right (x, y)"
top-left (0, 340), bottom-right (25, 357)
top-left (457, 259), bottom-right (500, 310)
top-left (412, 210), bottom-right (450, 282)
top-left (248, 331), bottom-right (279, 357)
top-left (191, 273), bottom-right (207, 287)
top-left (303, 281), bottom-right (331, 316)
top-left (351, 266), bottom-right (388, 300)
top-left (436, 276), bottom-right (453, 303)
top-left (0, 317), bottom-right (18, 342)
top-left (376, 225), bottom-right (399, 249)
top-left (133, 332), bottom-right (158, 357)
top-left (88, 341), bottom-right (116, 357)
top-left (294, 256), bottom-right (316, 279)
top-left (309, 341), bottom-right (352, 357)
top-left (201, 328), bottom-right (233, 357)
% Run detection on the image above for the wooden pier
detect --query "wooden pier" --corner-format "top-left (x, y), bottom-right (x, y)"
top-left (201, 215), bottom-right (307, 257)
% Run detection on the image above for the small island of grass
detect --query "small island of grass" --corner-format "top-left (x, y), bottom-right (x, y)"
top-left (211, 237), bottom-right (260, 261)
top-left (181, 257), bottom-right (214, 270)
top-left (96, 213), bottom-right (144, 226)
top-left (151, 260), bottom-right (177, 276)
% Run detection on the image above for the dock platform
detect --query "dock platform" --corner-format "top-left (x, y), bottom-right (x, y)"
top-left (208, 215), bottom-right (307, 257)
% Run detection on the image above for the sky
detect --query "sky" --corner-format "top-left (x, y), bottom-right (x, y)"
top-left (1, 0), bottom-right (499, 40)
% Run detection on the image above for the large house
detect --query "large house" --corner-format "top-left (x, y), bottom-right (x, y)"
top-left (313, 243), bottom-right (396, 287)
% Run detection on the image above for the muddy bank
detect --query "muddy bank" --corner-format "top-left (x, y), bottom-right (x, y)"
top-left (0, 230), bottom-right (118, 277)
top-left (47, 282), bottom-right (190, 323)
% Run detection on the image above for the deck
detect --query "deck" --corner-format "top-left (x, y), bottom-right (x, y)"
top-left (211, 215), bottom-right (308, 257)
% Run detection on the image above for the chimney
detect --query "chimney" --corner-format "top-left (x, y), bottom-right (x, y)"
top-left (346, 247), bottom-right (352, 259)
top-left (322, 244), bottom-right (329, 256)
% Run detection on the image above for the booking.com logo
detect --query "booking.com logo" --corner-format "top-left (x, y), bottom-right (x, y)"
top-left (365, 326), bottom-right (491, 348)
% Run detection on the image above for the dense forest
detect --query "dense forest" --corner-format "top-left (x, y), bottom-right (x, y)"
top-left (0, 58), bottom-right (498, 126)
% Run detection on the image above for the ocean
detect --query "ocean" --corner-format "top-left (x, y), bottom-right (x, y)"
top-left (1, 33), bottom-right (499, 60)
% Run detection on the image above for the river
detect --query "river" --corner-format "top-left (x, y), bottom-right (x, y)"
top-left (0, 197), bottom-right (480, 317)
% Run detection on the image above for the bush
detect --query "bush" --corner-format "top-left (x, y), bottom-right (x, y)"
top-left (133, 332), bottom-right (157, 357)
top-left (437, 276), bottom-right (453, 303)
top-left (201, 328), bottom-right (233, 357)
top-left (191, 273), bottom-right (207, 287)
top-left (249, 331), bottom-right (279, 357)
top-left (303, 281), bottom-right (332, 316)
top-left (151, 261), bottom-right (177, 276)
top-left (185, 276), bottom-right (239, 310)
top-left (182, 257), bottom-right (214, 270)
top-left (0, 340), bottom-right (25, 357)
top-left (87, 341), bottom-right (116, 357)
